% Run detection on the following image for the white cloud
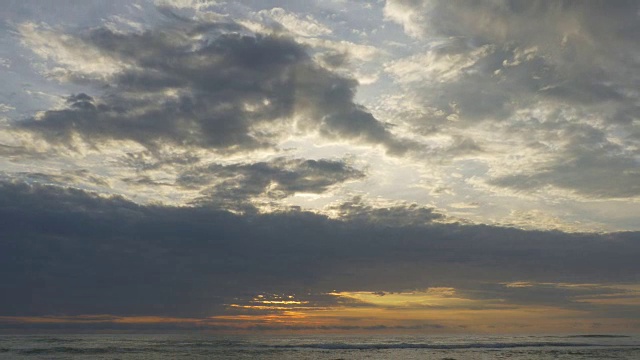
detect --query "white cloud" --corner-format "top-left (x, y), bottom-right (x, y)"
top-left (497, 209), bottom-right (605, 233)
top-left (385, 44), bottom-right (495, 84)
top-left (18, 22), bottom-right (128, 81)
top-left (0, 104), bottom-right (16, 113)
top-left (258, 8), bottom-right (332, 38)
top-left (383, 0), bottom-right (434, 39)
top-left (154, 0), bottom-right (217, 10)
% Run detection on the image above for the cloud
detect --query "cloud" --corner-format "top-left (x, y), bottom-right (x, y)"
top-left (489, 121), bottom-right (640, 198)
top-left (381, 0), bottom-right (640, 199)
top-left (2, 1), bottom-right (640, 331)
top-left (473, 282), bottom-right (619, 308)
top-left (2, 180), bottom-right (640, 320)
top-left (383, 0), bottom-right (435, 39)
top-left (256, 8), bottom-right (333, 38)
top-left (154, 0), bottom-right (218, 11)
top-left (461, 282), bottom-right (640, 321)
top-left (385, 43), bottom-right (495, 85)
top-left (2, 170), bottom-right (110, 189)
top-left (116, 154), bottom-right (365, 210)
top-left (327, 195), bottom-right (443, 226)
top-left (180, 157), bottom-right (365, 208)
top-left (386, 1), bottom-right (640, 49)
top-left (383, 0), bottom-right (640, 124)
top-left (0, 104), bottom-right (15, 112)
top-left (0, 144), bottom-right (46, 160)
top-left (15, 14), bottom-right (411, 155)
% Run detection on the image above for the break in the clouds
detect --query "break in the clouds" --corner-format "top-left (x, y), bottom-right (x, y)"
top-left (1, 0), bottom-right (640, 332)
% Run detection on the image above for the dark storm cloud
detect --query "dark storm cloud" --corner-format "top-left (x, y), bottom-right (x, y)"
top-left (2, 181), bottom-right (640, 320)
top-left (15, 13), bottom-right (410, 154)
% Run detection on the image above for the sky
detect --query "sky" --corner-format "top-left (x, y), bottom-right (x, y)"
top-left (1, 0), bottom-right (640, 334)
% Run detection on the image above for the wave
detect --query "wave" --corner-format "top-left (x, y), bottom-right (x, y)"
top-left (32, 337), bottom-right (84, 343)
top-left (10, 339), bottom-right (250, 355)
top-left (262, 342), bottom-right (616, 350)
top-left (567, 334), bottom-right (630, 338)
top-left (7, 338), bottom-right (637, 354)
top-left (16, 346), bottom-right (183, 355)
top-left (18, 347), bottom-right (128, 355)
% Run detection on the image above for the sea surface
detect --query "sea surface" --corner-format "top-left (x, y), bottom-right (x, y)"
top-left (1, 333), bottom-right (639, 359)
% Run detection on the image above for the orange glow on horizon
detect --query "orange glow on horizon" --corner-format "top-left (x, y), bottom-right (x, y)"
top-left (3, 284), bottom-right (640, 333)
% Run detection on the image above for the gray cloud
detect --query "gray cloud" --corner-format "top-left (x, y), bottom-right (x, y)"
top-left (460, 282), bottom-right (640, 321)
top-left (1, 170), bottom-right (110, 189)
top-left (492, 122), bottom-right (640, 198)
top-left (0, 144), bottom-right (46, 160)
top-left (490, 152), bottom-right (640, 198)
top-left (383, 0), bottom-right (640, 198)
top-left (466, 283), bottom-right (616, 309)
top-left (328, 195), bottom-right (443, 226)
top-left (15, 13), bottom-right (411, 155)
top-left (117, 155), bottom-right (366, 210)
top-left (385, 0), bottom-right (640, 110)
top-left (180, 157), bottom-right (365, 208)
top-left (2, 180), bottom-right (639, 319)
top-left (120, 150), bottom-right (201, 172)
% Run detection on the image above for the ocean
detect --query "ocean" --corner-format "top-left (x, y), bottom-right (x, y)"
top-left (1, 333), bottom-right (639, 359)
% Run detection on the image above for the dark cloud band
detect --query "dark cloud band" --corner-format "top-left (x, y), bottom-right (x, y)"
top-left (1, 181), bottom-right (639, 319)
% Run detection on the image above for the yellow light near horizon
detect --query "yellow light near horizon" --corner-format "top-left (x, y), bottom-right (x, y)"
top-left (6, 284), bottom-right (640, 333)
top-left (328, 287), bottom-right (483, 309)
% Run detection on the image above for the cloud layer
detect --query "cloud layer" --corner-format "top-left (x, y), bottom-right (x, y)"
top-left (2, 181), bottom-right (639, 324)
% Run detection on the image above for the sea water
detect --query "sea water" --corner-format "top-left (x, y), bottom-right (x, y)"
top-left (1, 333), bottom-right (639, 359)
